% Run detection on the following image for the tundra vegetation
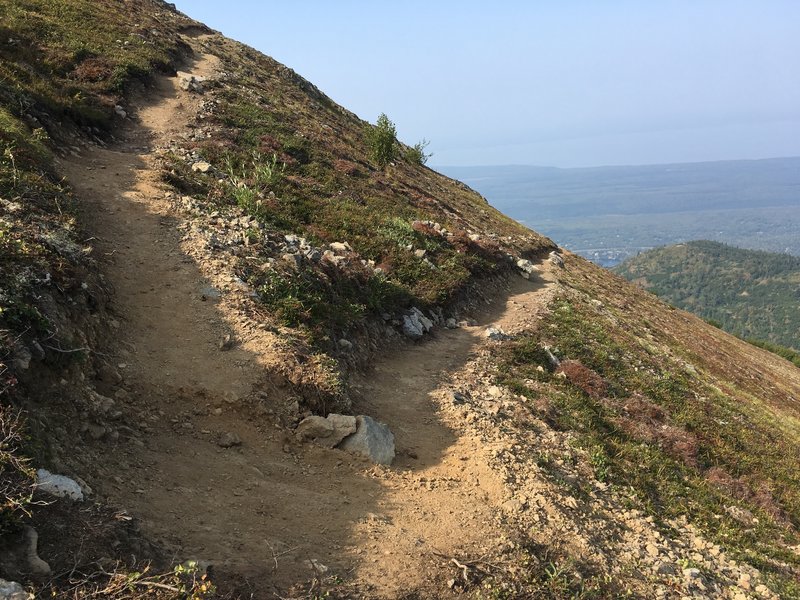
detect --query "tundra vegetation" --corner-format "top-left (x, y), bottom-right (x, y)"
top-left (1, 1), bottom-right (799, 598)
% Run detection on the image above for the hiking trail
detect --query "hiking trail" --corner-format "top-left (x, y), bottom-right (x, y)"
top-left (59, 47), bottom-right (556, 597)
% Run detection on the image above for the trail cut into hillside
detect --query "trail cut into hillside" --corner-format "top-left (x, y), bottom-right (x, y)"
top-left (58, 45), bottom-right (557, 597)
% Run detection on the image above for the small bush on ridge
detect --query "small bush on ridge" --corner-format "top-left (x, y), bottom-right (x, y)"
top-left (365, 113), bottom-right (397, 167)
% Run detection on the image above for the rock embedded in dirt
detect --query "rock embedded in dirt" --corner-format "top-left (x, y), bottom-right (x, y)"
top-left (549, 250), bottom-right (565, 268)
top-left (11, 346), bottom-right (32, 371)
top-left (217, 432), bottom-right (242, 448)
top-left (295, 414), bottom-right (357, 448)
top-left (485, 326), bottom-right (510, 341)
top-left (295, 415), bottom-right (334, 440)
top-left (191, 161), bottom-right (212, 173)
top-left (219, 333), bottom-right (234, 351)
top-left (35, 469), bottom-right (84, 501)
top-left (516, 258), bottom-right (539, 279)
top-left (402, 314), bottom-right (424, 339)
top-left (326, 414), bottom-right (358, 446)
top-left (329, 241), bottom-right (351, 254)
top-left (96, 363), bottom-right (123, 384)
top-left (21, 528), bottom-right (50, 579)
top-left (451, 391), bottom-right (468, 405)
top-left (338, 415), bottom-right (395, 465)
top-left (178, 73), bottom-right (206, 93)
top-left (281, 252), bottom-right (302, 268)
top-left (0, 527), bottom-right (51, 583)
top-left (402, 307), bottom-right (434, 339)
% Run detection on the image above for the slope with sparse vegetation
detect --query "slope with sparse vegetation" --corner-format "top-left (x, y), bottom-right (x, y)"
top-left (489, 256), bottom-right (800, 596)
top-left (2, 1), bottom-right (800, 599)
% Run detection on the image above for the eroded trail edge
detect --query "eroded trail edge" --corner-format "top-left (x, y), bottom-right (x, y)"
top-left (58, 47), bottom-right (558, 598)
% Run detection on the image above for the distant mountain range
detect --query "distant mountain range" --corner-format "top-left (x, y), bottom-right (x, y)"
top-left (441, 158), bottom-right (800, 266)
top-left (615, 240), bottom-right (800, 350)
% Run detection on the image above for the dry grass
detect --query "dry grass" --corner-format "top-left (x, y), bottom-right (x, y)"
top-left (0, 404), bottom-right (34, 531)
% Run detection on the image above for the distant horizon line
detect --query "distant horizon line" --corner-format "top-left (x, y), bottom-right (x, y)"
top-left (432, 155), bottom-right (800, 171)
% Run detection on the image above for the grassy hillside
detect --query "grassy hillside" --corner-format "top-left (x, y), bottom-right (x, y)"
top-left (161, 37), bottom-right (554, 347)
top-left (489, 255), bottom-right (800, 596)
top-left (3, 1), bottom-right (800, 598)
top-left (616, 240), bottom-right (800, 350)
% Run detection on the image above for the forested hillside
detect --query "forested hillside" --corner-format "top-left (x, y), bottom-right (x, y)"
top-left (616, 241), bottom-right (800, 350)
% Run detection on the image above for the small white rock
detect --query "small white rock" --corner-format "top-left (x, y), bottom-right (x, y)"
top-left (35, 469), bottom-right (84, 501)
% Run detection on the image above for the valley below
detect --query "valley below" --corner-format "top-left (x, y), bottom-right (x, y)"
top-left (442, 160), bottom-right (800, 267)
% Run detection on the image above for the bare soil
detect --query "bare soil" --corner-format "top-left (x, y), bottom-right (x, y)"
top-left (58, 49), bottom-right (556, 598)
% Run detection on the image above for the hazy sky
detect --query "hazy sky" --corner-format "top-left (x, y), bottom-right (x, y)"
top-left (173, 1), bottom-right (800, 168)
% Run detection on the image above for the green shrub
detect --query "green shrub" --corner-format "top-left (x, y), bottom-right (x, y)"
top-left (405, 139), bottom-right (431, 165)
top-left (365, 113), bottom-right (397, 167)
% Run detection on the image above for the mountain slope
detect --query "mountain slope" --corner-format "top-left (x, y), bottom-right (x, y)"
top-left (616, 241), bottom-right (800, 350)
top-left (1, 1), bottom-right (800, 599)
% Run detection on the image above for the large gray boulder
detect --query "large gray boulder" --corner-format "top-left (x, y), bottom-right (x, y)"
top-left (402, 313), bottom-right (424, 339)
top-left (549, 251), bottom-right (565, 268)
top-left (516, 258), bottom-right (539, 279)
top-left (338, 415), bottom-right (395, 465)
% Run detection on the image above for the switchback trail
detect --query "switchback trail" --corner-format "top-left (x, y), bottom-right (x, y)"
top-left (59, 45), bottom-right (556, 598)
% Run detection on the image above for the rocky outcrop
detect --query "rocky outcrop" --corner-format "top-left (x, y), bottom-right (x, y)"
top-left (549, 250), bottom-right (565, 268)
top-left (402, 307), bottom-right (434, 339)
top-left (0, 579), bottom-right (29, 600)
top-left (516, 258), bottom-right (539, 279)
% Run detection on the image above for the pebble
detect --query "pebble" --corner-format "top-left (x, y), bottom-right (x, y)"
top-left (218, 432), bottom-right (242, 448)
top-left (738, 573), bottom-right (751, 590)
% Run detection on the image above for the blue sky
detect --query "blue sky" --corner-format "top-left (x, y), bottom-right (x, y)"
top-left (173, 1), bottom-right (800, 168)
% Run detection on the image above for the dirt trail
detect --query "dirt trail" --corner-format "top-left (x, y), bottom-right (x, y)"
top-left (59, 48), bottom-right (556, 597)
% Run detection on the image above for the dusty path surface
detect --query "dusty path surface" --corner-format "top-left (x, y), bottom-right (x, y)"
top-left (59, 47), bottom-right (556, 597)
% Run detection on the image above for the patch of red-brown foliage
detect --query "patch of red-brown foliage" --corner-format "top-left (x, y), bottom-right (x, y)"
top-left (557, 359), bottom-right (608, 399)
top-left (705, 467), bottom-right (789, 525)
top-left (333, 159), bottom-right (360, 176)
top-left (611, 393), bottom-right (700, 468)
top-left (71, 57), bottom-right (114, 82)
top-left (411, 221), bottom-right (439, 237)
